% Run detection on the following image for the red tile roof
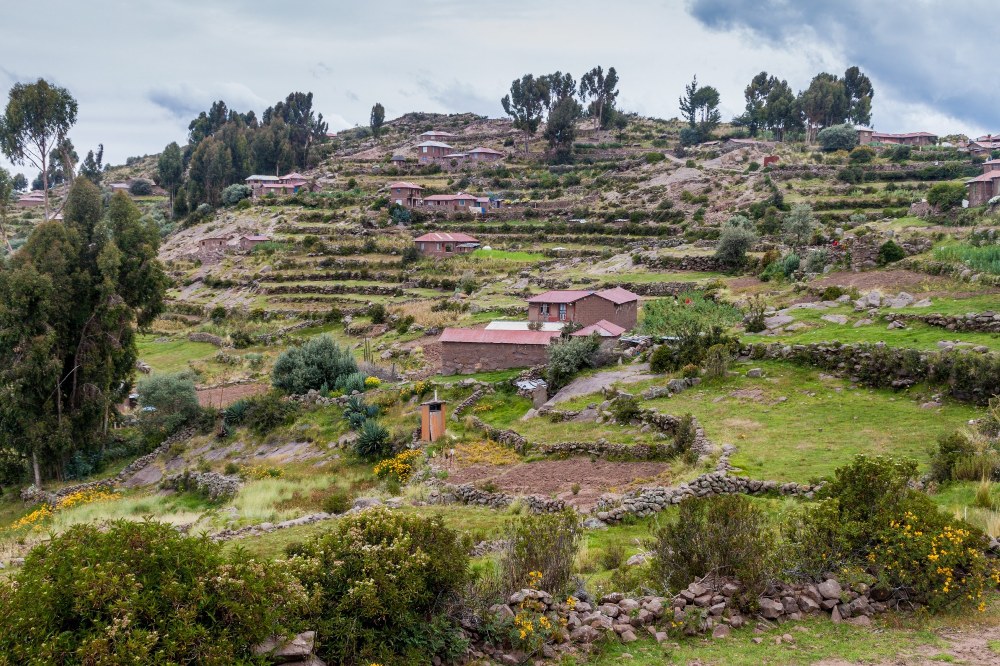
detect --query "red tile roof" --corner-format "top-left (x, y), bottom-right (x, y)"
top-left (440, 328), bottom-right (560, 345)
top-left (966, 172), bottom-right (1000, 183)
top-left (596, 287), bottom-right (640, 305)
top-left (469, 147), bottom-right (504, 155)
top-left (526, 290), bottom-right (594, 304)
top-left (414, 232), bottom-right (479, 243)
top-left (871, 131), bottom-right (937, 139)
top-left (422, 192), bottom-right (478, 202)
top-left (388, 181), bottom-right (424, 189)
top-left (572, 320), bottom-right (627, 337)
top-left (243, 235), bottom-right (271, 241)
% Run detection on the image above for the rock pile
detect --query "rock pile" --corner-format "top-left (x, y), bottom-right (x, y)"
top-left (886, 311), bottom-right (1000, 333)
top-left (468, 416), bottom-right (529, 453)
top-left (162, 471), bottom-right (242, 500)
top-left (429, 483), bottom-right (565, 514)
top-left (254, 631), bottom-right (325, 665)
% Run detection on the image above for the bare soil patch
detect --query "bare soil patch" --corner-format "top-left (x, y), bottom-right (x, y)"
top-left (445, 458), bottom-right (673, 509)
top-left (196, 382), bottom-right (268, 409)
top-left (812, 269), bottom-right (997, 297)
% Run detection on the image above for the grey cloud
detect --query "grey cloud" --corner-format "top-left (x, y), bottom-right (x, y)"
top-left (148, 82), bottom-right (269, 120)
top-left (416, 77), bottom-right (499, 117)
top-left (345, 90), bottom-right (360, 102)
top-left (686, 0), bottom-right (997, 130)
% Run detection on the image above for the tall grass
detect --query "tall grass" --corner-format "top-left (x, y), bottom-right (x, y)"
top-left (933, 244), bottom-right (1000, 275)
top-left (639, 291), bottom-right (742, 337)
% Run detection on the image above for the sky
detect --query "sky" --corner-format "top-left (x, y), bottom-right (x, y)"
top-left (1, 0), bottom-right (996, 176)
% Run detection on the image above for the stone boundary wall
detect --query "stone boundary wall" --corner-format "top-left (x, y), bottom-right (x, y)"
top-left (634, 255), bottom-right (724, 272)
top-left (187, 332), bottom-right (225, 346)
top-left (451, 387), bottom-right (490, 420)
top-left (429, 482), bottom-right (566, 514)
top-left (886, 311), bottom-right (1000, 333)
top-left (594, 471), bottom-right (820, 524)
top-left (899, 257), bottom-right (1000, 288)
top-left (20, 428), bottom-right (195, 506)
top-left (467, 416), bottom-right (529, 453)
top-left (161, 471), bottom-right (242, 501)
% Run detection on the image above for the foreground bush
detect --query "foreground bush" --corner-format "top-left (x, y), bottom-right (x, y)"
top-left (137, 371), bottom-right (201, 437)
top-left (650, 494), bottom-right (774, 610)
top-left (0, 521), bottom-right (306, 664)
top-left (272, 334), bottom-right (358, 394)
top-left (288, 508), bottom-right (468, 665)
top-left (499, 510), bottom-right (581, 596)
top-left (545, 334), bottom-right (601, 390)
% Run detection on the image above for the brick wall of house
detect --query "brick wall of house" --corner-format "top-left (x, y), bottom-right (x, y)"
top-left (528, 295), bottom-right (637, 330)
top-left (440, 341), bottom-right (550, 374)
top-left (416, 241), bottom-right (476, 258)
top-left (968, 180), bottom-right (1000, 207)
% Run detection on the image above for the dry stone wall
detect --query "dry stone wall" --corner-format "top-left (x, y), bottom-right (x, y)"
top-left (886, 311), bottom-right (1000, 333)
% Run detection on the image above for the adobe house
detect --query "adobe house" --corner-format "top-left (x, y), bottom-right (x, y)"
top-left (966, 160), bottom-right (1000, 206)
top-left (414, 232), bottom-right (480, 257)
top-left (467, 147), bottom-right (505, 163)
top-left (246, 174), bottom-right (280, 197)
top-left (439, 328), bottom-right (560, 375)
top-left (526, 287), bottom-right (639, 331)
top-left (419, 192), bottom-right (489, 211)
top-left (246, 173), bottom-right (312, 198)
top-left (390, 154), bottom-right (407, 166)
top-left (15, 192), bottom-right (45, 208)
top-left (859, 130), bottom-right (938, 147)
top-left (968, 136), bottom-right (1000, 156)
top-left (571, 319), bottom-right (626, 353)
top-left (416, 141), bottom-right (454, 163)
top-left (856, 128), bottom-right (875, 145)
top-left (199, 236), bottom-right (230, 251)
top-left (239, 235), bottom-right (271, 251)
top-left (388, 181), bottom-right (424, 207)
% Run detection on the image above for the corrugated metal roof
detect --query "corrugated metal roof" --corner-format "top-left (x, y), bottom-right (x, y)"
top-left (416, 141), bottom-right (454, 149)
top-left (414, 232), bottom-right (479, 243)
top-left (525, 290), bottom-right (594, 304)
top-left (469, 147), bottom-right (504, 154)
top-left (486, 321), bottom-right (565, 331)
top-left (246, 175), bottom-right (280, 181)
top-left (388, 181), bottom-right (424, 189)
top-left (439, 328), bottom-right (560, 345)
top-left (596, 287), bottom-right (640, 305)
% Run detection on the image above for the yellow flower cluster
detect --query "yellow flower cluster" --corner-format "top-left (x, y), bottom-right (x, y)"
top-left (241, 465), bottom-right (283, 480)
top-left (472, 402), bottom-right (494, 413)
top-left (527, 570), bottom-right (543, 588)
top-left (56, 488), bottom-right (120, 510)
top-left (364, 376), bottom-right (381, 388)
top-left (513, 612), bottom-right (535, 640)
top-left (373, 450), bottom-right (422, 483)
top-left (8, 505), bottom-right (53, 532)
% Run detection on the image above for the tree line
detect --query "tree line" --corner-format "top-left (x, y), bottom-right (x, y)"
top-left (682, 66), bottom-right (874, 145)
top-left (500, 65), bottom-right (622, 161)
top-left (156, 92), bottom-right (328, 215)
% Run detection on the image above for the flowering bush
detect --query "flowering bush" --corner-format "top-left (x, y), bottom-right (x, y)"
top-left (240, 464), bottom-right (283, 480)
top-left (7, 488), bottom-right (120, 533)
top-left (0, 521), bottom-right (308, 663)
top-left (373, 450), bottom-right (422, 483)
top-left (364, 376), bottom-right (381, 388)
top-left (288, 508), bottom-right (468, 665)
top-left (7, 505), bottom-right (52, 532)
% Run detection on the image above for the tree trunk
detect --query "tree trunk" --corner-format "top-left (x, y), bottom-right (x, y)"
top-left (32, 450), bottom-right (41, 487)
top-left (41, 147), bottom-right (50, 221)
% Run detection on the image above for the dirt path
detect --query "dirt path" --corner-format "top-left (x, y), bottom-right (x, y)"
top-left (539, 363), bottom-right (656, 409)
top-left (196, 382), bottom-right (268, 409)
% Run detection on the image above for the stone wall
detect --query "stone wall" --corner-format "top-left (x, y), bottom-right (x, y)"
top-left (634, 255), bottom-right (724, 272)
top-left (440, 340), bottom-right (551, 375)
top-left (429, 482), bottom-right (565, 513)
top-left (187, 331), bottom-right (225, 347)
top-left (161, 471), bottom-right (242, 500)
top-left (466, 416), bottom-right (529, 453)
top-left (451, 387), bottom-right (489, 420)
top-left (886, 311), bottom-right (1000, 333)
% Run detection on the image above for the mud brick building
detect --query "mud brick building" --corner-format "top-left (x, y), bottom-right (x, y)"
top-left (526, 287), bottom-right (639, 330)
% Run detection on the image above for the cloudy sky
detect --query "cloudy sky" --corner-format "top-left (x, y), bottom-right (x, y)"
top-left (1, 0), bottom-right (995, 175)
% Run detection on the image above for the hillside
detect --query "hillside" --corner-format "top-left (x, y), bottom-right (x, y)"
top-left (3, 110), bottom-right (1000, 665)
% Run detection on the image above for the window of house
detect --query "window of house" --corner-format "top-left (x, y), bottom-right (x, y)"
top-left (540, 304), bottom-right (549, 317)
top-left (445, 244), bottom-right (453, 253)
top-left (422, 146), bottom-right (427, 153)
top-left (558, 304), bottom-right (567, 320)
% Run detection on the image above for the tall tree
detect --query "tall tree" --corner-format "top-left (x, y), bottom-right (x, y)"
top-left (263, 92), bottom-right (328, 169)
top-left (501, 74), bottom-right (547, 154)
top-left (46, 137), bottom-right (77, 188)
top-left (0, 179), bottom-right (167, 485)
top-left (12, 173), bottom-right (27, 192)
top-left (0, 167), bottom-right (13, 251)
top-left (540, 71), bottom-right (577, 111)
top-left (370, 102), bottom-right (385, 139)
top-left (678, 75), bottom-right (721, 143)
top-left (579, 66), bottom-right (619, 129)
top-left (843, 66), bottom-right (874, 126)
top-left (543, 96), bottom-right (582, 163)
top-left (79, 143), bottom-right (104, 185)
top-left (799, 73), bottom-right (849, 142)
top-left (734, 71), bottom-right (773, 137)
top-left (764, 78), bottom-right (801, 141)
top-left (157, 142), bottom-right (183, 216)
top-left (0, 79), bottom-right (78, 219)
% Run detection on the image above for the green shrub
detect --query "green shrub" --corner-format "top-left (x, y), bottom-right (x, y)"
top-left (0, 521), bottom-right (306, 664)
top-left (820, 286), bottom-right (847, 301)
top-left (353, 419), bottom-right (391, 460)
top-left (817, 124), bottom-right (858, 152)
top-left (289, 508), bottom-right (469, 665)
top-left (702, 343), bottom-right (731, 381)
top-left (644, 151), bottom-right (665, 164)
top-left (849, 146), bottom-right (875, 163)
top-left (680, 363), bottom-right (700, 378)
top-left (877, 239), bottom-right (906, 265)
top-left (545, 334), bottom-right (601, 390)
top-left (927, 182), bottom-right (966, 211)
top-left (272, 335), bottom-right (359, 394)
top-left (743, 294), bottom-right (767, 333)
top-left (714, 225), bottom-right (758, 270)
top-left (499, 510), bottom-right (581, 596)
top-left (610, 394), bottom-right (642, 423)
top-left (137, 371), bottom-right (201, 438)
top-left (649, 495), bottom-right (774, 610)
top-left (335, 371), bottom-right (367, 394)
top-left (343, 395), bottom-right (379, 430)
top-left (322, 489), bottom-right (352, 514)
top-left (128, 179), bottom-right (153, 196)
top-left (930, 431), bottom-right (975, 482)
top-left (243, 392), bottom-right (299, 435)
top-left (673, 413), bottom-right (697, 458)
top-left (221, 183), bottom-right (252, 206)
top-left (369, 303), bottom-right (387, 324)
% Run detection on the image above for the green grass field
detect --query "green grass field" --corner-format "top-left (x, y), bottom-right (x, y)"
top-left (136, 335), bottom-right (219, 373)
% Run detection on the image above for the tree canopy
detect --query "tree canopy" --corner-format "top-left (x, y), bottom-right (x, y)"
top-left (679, 75), bottom-right (721, 144)
top-left (370, 102), bottom-right (385, 139)
top-left (501, 74), bottom-right (548, 152)
top-left (0, 179), bottom-right (168, 485)
top-left (579, 66), bottom-right (619, 129)
top-left (0, 78), bottom-right (78, 218)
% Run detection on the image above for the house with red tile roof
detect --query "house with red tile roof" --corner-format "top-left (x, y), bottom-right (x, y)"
top-left (966, 161), bottom-right (1000, 206)
top-left (239, 235), bottom-right (271, 251)
top-left (413, 232), bottom-right (480, 257)
top-left (857, 129), bottom-right (937, 147)
top-left (526, 288), bottom-right (639, 330)
top-left (246, 173), bottom-right (313, 198)
top-left (419, 192), bottom-right (491, 211)
top-left (439, 328), bottom-right (560, 375)
top-left (416, 140), bottom-right (454, 163)
top-left (388, 181), bottom-right (424, 207)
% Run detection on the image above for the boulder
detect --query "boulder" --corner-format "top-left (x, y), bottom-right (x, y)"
top-left (758, 597), bottom-right (784, 620)
top-left (253, 631), bottom-right (316, 664)
top-left (817, 579), bottom-right (842, 601)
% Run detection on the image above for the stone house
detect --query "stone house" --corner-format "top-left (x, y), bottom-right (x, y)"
top-left (857, 129), bottom-right (937, 147)
top-left (526, 287), bottom-right (639, 331)
top-left (966, 160), bottom-right (1000, 206)
top-left (419, 192), bottom-right (492, 211)
top-left (246, 173), bottom-right (312, 198)
top-left (416, 141), bottom-right (454, 163)
top-left (439, 328), bottom-right (560, 374)
top-left (239, 235), bottom-right (271, 251)
top-left (414, 232), bottom-right (480, 257)
top-left (16, 192), bottom-right (45, 207)
top-left (420, 130), bottom-right (457, 140)
top-left (199, 236), bottom-right (230, 251)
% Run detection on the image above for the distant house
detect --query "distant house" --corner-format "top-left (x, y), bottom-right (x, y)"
top-left (467, 147), bottom-right (505, 163)
top-left (109, 182), bottom-right (131, 193)
top-left (439, 328), bottom-right (560, 375)
top-left (968, 136), bottom-right (1000, 156)
top-left (239, 235), bottom-right (271, 251)
top-left (419, 192), bottom-right (491, 211)
top-left (413, 232), bottom-right (480, 257)
top-left (420, 130), bottom-right (457, 140)
top-left (199, 236), bottom-right (230, 251)
top-left (388, 181), bottom-right (424, 207)
top-left (246, 173), bottom-right (312, 198)
top-left (966, 160), bottom-right (1000, 206)
top-left (416, 141), bottom-right (454, 163)
top-left (571, 320), bottom-right (627, 338)
top-left (858, 129), bottom-right (937, 147)
top-left (15, 191), bottom-right (45, 208)
top-left (526, 287), bottom-right (639, 331)
top-left (390, 154), bottom-right (407, 165)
